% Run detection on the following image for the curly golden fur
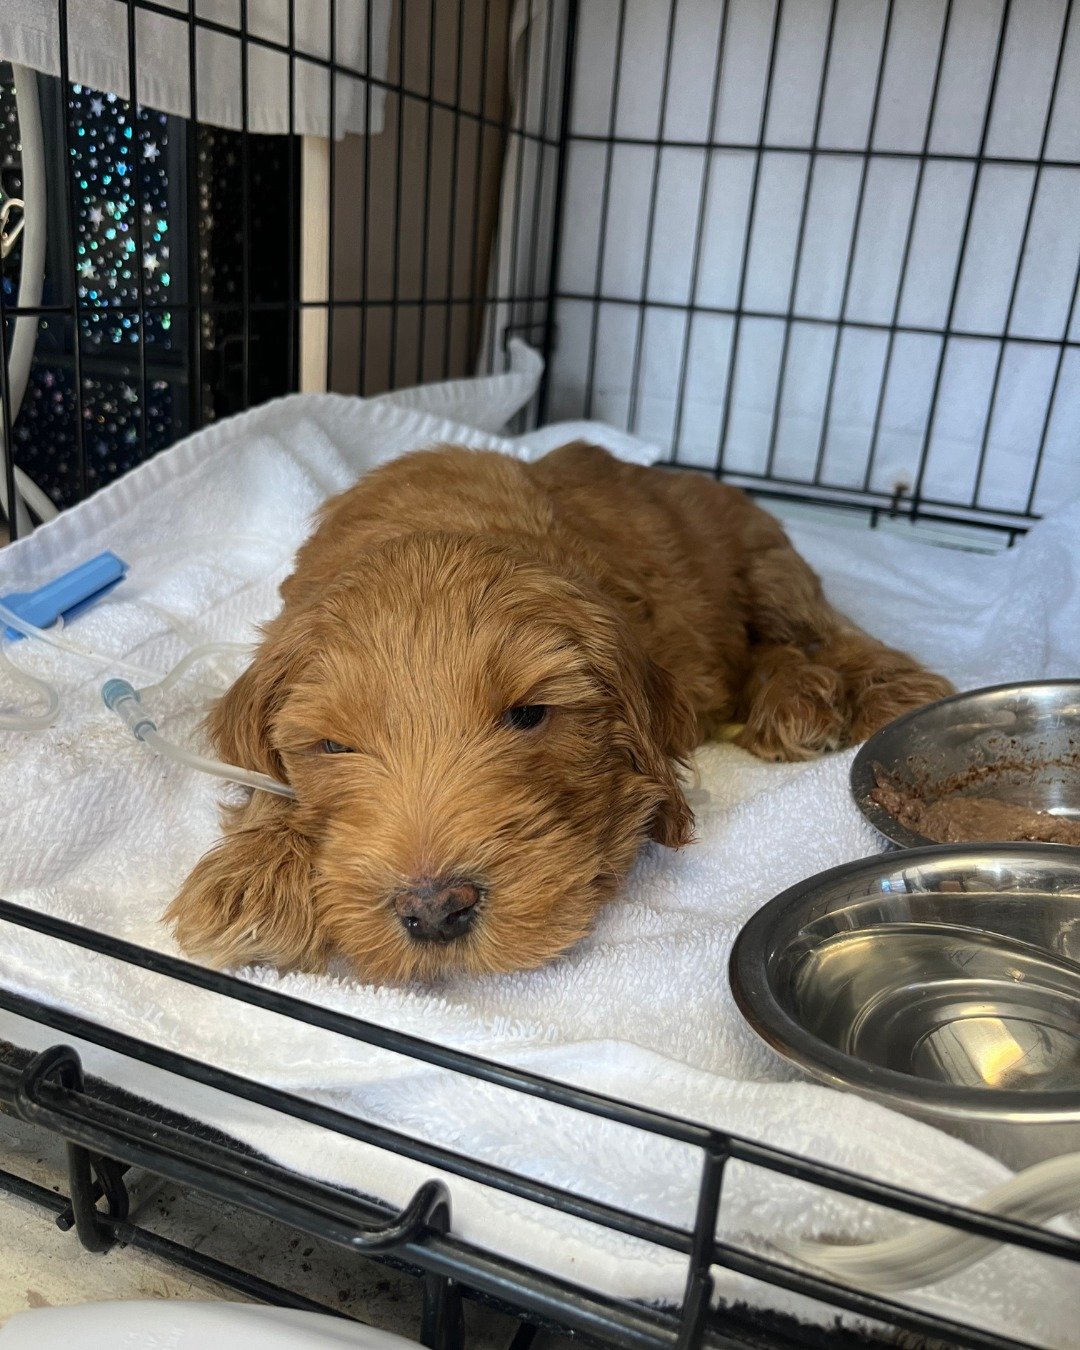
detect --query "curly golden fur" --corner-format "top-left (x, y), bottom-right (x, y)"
top-left (167, 443), bottom-right (952, 981)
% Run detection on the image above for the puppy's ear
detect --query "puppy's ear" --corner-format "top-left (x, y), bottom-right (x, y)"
top-left (176, 614), bottom-right (323, 969)
top-left (579, 596), bottom-right (697, 849)
top-left (208, 612), bottom-right (308, 777)
top-left (625, 651), bottom-right (697, 848)
top-left (166, 792), bottom-right (327, 971)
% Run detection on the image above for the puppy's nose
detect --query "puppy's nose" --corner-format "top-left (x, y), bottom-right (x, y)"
top-left (394, 877), bottom-right (481, 943)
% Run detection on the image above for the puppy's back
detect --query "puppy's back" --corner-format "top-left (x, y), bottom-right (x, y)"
top-left (282, 447), bottom-right (549, 608)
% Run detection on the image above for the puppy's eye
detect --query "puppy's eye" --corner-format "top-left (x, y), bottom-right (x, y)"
top-left (502, 704), bottom-right (547, 731)
top-left (318, 739), bottom-right (355, 754)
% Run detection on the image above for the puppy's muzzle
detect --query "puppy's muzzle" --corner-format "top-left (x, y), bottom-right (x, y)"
top-left (393, 877), bottom-right (482, 943)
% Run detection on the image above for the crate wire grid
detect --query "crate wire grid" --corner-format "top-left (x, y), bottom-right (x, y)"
top-left (0, 1), bottom-right (1079, 1347)
top-left (540, 0), bottom-right (1080, 536)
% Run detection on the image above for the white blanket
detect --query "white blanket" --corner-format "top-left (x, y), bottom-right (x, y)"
top-left (0, 354), bottom-right (1077, 1346)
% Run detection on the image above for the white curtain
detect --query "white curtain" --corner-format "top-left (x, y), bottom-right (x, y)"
top-left (0, 0), bottom-right (392, 137)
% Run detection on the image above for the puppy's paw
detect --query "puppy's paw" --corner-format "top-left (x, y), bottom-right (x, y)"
top-left (736, 652), bottom-right (848, 762)
top-left (848, 667), bottom-right (954, 743)
top-left (166, 801), bottom-right (326, 972)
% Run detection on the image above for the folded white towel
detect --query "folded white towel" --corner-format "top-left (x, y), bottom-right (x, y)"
top-left (0, 362), bottom-right (1076, 1346)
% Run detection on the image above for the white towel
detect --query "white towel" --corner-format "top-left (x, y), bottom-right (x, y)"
top-left (0, 356), bottom-right (1076, 1346)
top-left (0, 0), bottom-right (390, 139)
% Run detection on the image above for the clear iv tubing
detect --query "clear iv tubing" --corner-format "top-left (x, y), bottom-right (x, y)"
top-left (781, 1149), bottom-right (1080, 1292)
top-left (0, 529), bottom-right (299, 793)
top-left (0, 533), bottom-right (291, 730)
top-left (0, 641), bottom-right (59, 730)
top-left (0, 593), bottom-right (241, 730)
top-left (102, 678), bottom-right (294, 799)
top-left (0, 599), bottom-right (282, 795)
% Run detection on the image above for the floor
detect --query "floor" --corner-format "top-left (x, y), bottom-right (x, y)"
top-left (0, 1108), bottom-right (550, 1346)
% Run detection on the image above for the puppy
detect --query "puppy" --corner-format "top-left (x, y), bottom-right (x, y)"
top-left (168, 443), bottom-right (951, 981)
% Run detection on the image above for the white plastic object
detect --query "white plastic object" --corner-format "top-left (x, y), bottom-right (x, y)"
top-left (4, 65), bottom-right (59, 531)
top-left (784, 1150), bottom-right (1080, 1292)
top-left (0, 195), bottom-right (24, 257)
top-left (0, 1300), bottom-right (423, 1349)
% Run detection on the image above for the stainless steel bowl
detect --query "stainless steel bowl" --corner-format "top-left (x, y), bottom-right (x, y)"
top-left (851, 680), bottom-right (1080, 848)
top-left (729, 846), bottom-right (1080, 1168)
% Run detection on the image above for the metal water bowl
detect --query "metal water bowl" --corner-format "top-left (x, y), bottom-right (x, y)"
top-left (729, 846), bottom-right (1080, 1168)
top-left (850, 680), bottom-right (1080, 848)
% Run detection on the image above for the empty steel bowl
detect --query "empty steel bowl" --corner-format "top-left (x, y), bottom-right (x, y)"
top-left (850, 680), bottom-right (1080, 848)
top-left (729, 846), bottom-right (1080, 1168)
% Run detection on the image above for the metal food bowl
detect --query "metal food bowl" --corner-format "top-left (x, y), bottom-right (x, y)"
top-left (850, 680), bottom-right (1080, 848)
top-left (729, 846), bottom-right (1080, 1168)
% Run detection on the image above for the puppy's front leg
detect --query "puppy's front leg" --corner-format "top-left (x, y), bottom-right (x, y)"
top-left (166, 792), bottom-right (326, 971)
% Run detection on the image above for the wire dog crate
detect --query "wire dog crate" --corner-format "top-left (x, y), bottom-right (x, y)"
top-left (1, 2), bottom-right (1079, 1347)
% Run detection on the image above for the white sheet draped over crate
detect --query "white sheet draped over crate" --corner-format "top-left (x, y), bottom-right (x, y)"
top-left (0, 0), bottom-right (391, 138)
top-left (0, 347), bottom-right (1077, 1345)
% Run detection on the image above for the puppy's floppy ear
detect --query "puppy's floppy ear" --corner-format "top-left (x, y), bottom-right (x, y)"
top-left (166, 792), bottom-right (326, 971)
top-left (207, 610), bottom-right (308, 777)
top-left (172, 610), bottom-right (325, 969)
top-left (623, 650), bottom-right (697, 848)
top-left (577, 595), bottom-right (697, 849)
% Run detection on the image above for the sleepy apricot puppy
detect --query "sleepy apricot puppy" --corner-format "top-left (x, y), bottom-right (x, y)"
top-left (167, 444), bottom-right (951, 982)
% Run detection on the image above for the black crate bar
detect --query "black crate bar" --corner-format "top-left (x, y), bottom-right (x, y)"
top-left (813, 0), bottom-right (900, 491)
top-left (0, 175), bottom-right (15, 535)
top-left (970, 0), bottom-right (1076, 509)
top-left (184, 0), bottom-right (204, 424)
top-left (325, 0), bottom-right (337, 391)
top-left (239, 0), bottom-right (252, 407)
top-left (535, 0), bottom-right (579, 421)
top-left (413, 0), bottom-right (436, 385)
top-left (51, 7), bottom-right (89, 512)
top-left (581, 0), bottom-right (629, 423)
top-left (465, 0), bottom-right (495, 370)
top-left (501, 0), bottom-right (534, 383)
top-left (714, 0), bottom-right (785, 480)
top-left (438, 0), bottom-right (464, 384)
top-left (387, 4), bottom-right (408, 388)
top-left (667, 2), bottom-right (732, 463)
top-left (624, 0), bottom-right (682, 434)
top-left (908, 0), bottom-right (1015, 513)
top-left (1027, 236), bottom-right (1080, 516)
top-left (358, 0), bottom-right (373, 386)
top-left (762, 0), bottom-right (841, 481)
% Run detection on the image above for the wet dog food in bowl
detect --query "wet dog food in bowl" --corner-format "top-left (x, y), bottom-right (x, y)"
top-left (850, 681), bottom-right (1080, 848)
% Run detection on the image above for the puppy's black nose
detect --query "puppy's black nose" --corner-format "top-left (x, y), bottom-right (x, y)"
top-left (394, 877), bottom-right (481, 942)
